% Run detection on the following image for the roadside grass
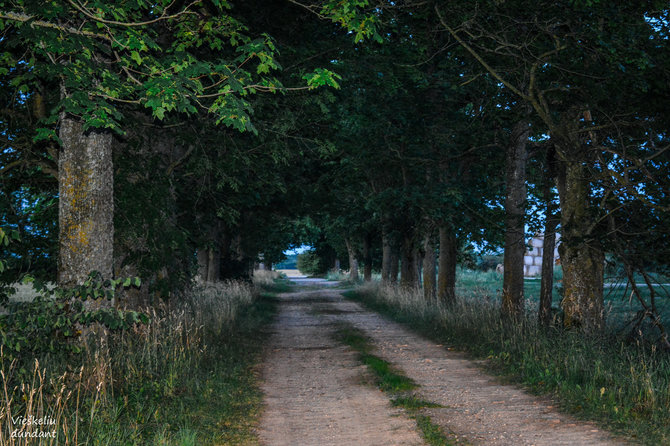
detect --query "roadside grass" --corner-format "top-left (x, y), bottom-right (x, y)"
top-left (324, 270), bottom-right (349, 282)
top-left (345, 281), bottom-right (670, 445)
top-left (253, 270), bottom-right (293, 293)
top-left (1, 281), bottom-right (276, 445)
top-left (333, 323), bottom-right (459, 446)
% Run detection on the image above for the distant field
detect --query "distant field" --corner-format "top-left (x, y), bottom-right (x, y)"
top-left (275, 253), bottom-right (298, 269)
top-left (276, 268), bottom-right (304, 278)
top-left (455, 268), bottom-right (670, 330)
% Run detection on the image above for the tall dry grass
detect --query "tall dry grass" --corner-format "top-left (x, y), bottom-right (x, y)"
top-left (252, 269), bottom-right (282, 288)
top-left (0, 280), bottom-right (257, 445)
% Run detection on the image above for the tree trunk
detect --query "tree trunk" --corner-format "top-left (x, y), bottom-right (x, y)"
top-left (197, 246), bottom-right (221, 282)
top-left (363, 233), bottom-right (372, 282)
top-left (389, 244), bottom-right (399, 285)
top-left (501, 120), bottom-right (529, 319)
top-left (345, 238), bottom-right (359, 281)
top-left (557, 160), bottom-right (605, 332)
top-left (539, 218), bottom-right (558, 326)
top-left (438, 226), bottom-right (457, 303)
top-left (197, 224), bottom-right (222, 282)
top-left (400, 234), bottom-right (418, 288)
top-left (423, 233), bottom-right (436, 300)
top-left (415, 248), bottom-right (423, 286)
top-left (207, 247), bottom-right (220, 282)
top-left (58, 117), bottom-right (114, 294)
top-left (539, 151), bottom-right (559, 327)
top-left (197, 249), bottom-right (208, 280)
top-left (381, 230), bottom-right (392, 285)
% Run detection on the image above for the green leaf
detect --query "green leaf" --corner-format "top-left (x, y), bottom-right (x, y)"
top-left (303, 68), bottom-right (342, 90)
top-left (154, 107), bottom-right (166, 120)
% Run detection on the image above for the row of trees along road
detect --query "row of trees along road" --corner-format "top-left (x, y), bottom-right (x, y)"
top-left (0, 0), bottom-right (375, 308)
top-left (295, 0), bottom-right (670, 344)
top-left (1, 1), bottom-right (669, 345)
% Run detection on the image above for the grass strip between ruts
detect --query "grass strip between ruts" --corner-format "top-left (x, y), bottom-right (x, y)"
top-left (333, 322), bottom-right (466, 446)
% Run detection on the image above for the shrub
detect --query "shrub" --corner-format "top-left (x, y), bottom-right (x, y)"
top-left (476, 254), bottom-right (503, 271)
top-left (296, 250), bottom-right (328, 276)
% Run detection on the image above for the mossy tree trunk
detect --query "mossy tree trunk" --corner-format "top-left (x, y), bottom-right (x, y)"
top-left (501, 120), bottom-right (529, 319)
top-left (58, 117), bottom-right (113, 298)
top-left (556, 159), bottom-right (605, 331)
top-left (437, 226), bottom-right (457, 303)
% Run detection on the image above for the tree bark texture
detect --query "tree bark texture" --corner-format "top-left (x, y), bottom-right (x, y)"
top-left (438, 226), bottom-right (457, 303)
top-left (501, 120), bottom-right (529, 319)
top-left (557, 160), bottom-right (605, 331)
top-left (539, 217), bottom-right (558, 326)
top-left (196, 247), bottom-right (221, 282)
top-left (389, 245), bottom-right (399, 285)
top-left (423, 233), bottom-right (436, 300)
top-left (381, 231), bottom-right (392, 285)
top-left (58, 117), bottom-right (114, 290)
top-left (363, 233), bottom-right (372, 282)
top-left (400, 234), bottom-right (418, 288)
top-left (539, 153), bottom-right (559, 326)
top-left (415, 249), bottom-right (423, 286)
top-left (345, 238), bottom-right (359, 281)
top-left (197, 224), bottom-right (222, 282)
top-left (197, 249), bottom-right (208, 280)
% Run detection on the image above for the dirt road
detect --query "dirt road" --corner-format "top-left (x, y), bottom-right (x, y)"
top-left (257, 280), bottom-right (629, 446)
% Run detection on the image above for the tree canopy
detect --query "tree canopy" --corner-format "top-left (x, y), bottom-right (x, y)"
top-left (1, 0), bottom-right (669, 343)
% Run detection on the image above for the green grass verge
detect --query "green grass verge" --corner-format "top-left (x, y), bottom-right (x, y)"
top-left (87, 294), bottom-right (277, 445)
top-left (333, 323), bottom-right (458, 446)
top-left (258, 279), bottom-right (293, 294)
top-left (344, 284), bottom-right (670, 445)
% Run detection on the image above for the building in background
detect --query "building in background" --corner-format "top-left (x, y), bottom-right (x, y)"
top-left (524, 233), bottom-right (560, 277)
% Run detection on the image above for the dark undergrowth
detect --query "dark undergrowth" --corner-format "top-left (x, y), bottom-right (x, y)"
top-left (345, 282), bottom-right (670, 446)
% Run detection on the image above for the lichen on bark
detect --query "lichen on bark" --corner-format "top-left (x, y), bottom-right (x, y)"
top-left (556, 159), bottom-right (605, 332)
top-left (58, 117), bottom-right (114, 294)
